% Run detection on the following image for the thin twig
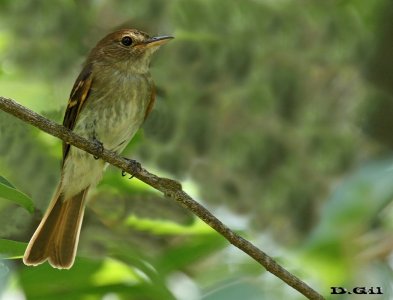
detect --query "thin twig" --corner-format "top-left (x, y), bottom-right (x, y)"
top-left (0, 96), bottom-right (325, 300)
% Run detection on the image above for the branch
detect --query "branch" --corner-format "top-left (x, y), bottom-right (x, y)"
top-left (0, 96), bottom-right (325, 300)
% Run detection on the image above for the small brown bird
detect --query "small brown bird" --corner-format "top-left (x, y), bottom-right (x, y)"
top-left (23, 29), bottom-right (173, 269)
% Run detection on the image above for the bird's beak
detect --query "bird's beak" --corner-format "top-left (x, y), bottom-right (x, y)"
top-left (144, 35), bottom-right (174, 47)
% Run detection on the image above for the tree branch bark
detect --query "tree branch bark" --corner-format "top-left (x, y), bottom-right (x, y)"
top-left (0, 96), bottom-right (325, 300)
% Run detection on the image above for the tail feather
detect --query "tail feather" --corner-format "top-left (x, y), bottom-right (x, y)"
top-left (23, 187), bottom-right (88, 269)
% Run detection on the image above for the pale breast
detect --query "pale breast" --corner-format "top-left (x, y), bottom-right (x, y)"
top-left (61, 71), bottom-right (153, 198)
top-left (73, 72), bottom-right (152, 152)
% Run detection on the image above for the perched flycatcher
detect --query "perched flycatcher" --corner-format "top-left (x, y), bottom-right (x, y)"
top-left (23, 29), bottom-right (173, 269)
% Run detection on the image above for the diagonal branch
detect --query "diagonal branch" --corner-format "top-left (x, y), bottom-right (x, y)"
top-left (0, 96), bottom-right (325, 300)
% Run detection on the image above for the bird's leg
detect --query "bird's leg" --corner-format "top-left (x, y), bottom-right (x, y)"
top-left (122, 158), bottom-right (142, 179)
top-left (92, 136), bottom-right (104, 160)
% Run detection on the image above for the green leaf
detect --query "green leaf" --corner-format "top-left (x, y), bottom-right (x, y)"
top-left (125, 216), bottom-right (214, 235)
top-left (0, 238), bottom-right (26, 259)
top-left (0, 176), bottom-right (34, 213)
top-left (0, 176), bottom-right (15, 188)
top-left (19, 257), bottom-right (176, 300)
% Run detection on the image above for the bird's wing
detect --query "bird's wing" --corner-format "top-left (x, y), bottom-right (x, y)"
top-left (62, 63), bottom-right (94, 163)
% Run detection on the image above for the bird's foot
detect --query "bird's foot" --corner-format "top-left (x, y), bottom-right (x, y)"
top-left (92, 138), bottom-right (104, 160)
top-left (122, 158), bottom-right (142, 179)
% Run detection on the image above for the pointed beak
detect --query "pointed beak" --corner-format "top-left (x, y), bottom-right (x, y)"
top-left (144, 35), bottom-right (174, 47)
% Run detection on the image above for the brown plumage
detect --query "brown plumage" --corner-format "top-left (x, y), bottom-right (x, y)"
top-left (23, 29), bottom-right (173, 269)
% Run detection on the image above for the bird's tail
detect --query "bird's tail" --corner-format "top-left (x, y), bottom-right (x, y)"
top-left (23, 185), bottom-right (89, 269)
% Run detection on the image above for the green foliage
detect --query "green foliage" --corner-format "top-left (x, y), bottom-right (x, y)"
top-left (304, 157), bottom-right (393, 286)
top-left (0, 238), bottom-right (26, 259)
top-left (0, 176), bottom-right (34, 213)
top-left (18, 257), bottom-right (176, 300)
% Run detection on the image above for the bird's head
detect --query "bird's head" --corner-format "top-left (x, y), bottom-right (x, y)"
top-left (88, 29), bottom-right (173, 73)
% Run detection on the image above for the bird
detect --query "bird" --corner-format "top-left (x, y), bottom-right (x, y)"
top-left (23, 28), bottom-right (173, 269)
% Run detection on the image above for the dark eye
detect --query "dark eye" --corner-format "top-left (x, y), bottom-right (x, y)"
top-left (121, 36), bottom-right (133, 46)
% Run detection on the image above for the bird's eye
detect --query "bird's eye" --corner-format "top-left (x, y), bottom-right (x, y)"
top-left (121, 36), bottom-right (133, 46)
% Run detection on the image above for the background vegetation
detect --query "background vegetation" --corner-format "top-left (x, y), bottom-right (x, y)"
top-left (1, 0), bottom-right (393, 299)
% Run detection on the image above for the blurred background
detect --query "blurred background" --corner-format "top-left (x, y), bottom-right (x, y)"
top-left (1, 0), bottom-right (393, 299)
